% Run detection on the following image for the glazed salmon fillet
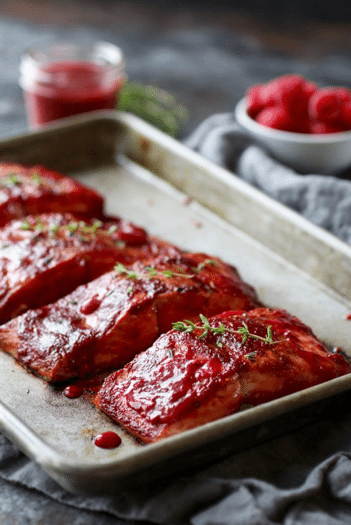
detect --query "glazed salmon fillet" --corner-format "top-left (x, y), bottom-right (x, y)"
top-left (0, 163), bottom-right (104, 225)
top-left (0, 253), bottom-right (259, 382)
top-left (0, 212), bottom-right (178, 323)
top-left (95, 308), bottom-right (351, 443)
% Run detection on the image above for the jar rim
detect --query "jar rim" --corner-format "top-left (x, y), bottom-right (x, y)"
top-left (19, 40), bottom-right (125, 90)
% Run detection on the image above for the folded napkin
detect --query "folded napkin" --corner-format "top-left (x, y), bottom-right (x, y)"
top-left (2, 113), bottom-right (351, 525)
top-left (185, 112), bottom-right (351, 244)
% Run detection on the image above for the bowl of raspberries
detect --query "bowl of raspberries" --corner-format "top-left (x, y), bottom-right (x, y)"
top-left (235, 73), bottom-right (351, 174)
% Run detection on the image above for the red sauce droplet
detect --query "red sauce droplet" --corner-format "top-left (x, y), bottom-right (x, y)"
top-left (346, 314), bottom-right (351, 320)
top-left (93, 431), bottom-right (121, 449)
top-left (63, 385), bottom-right (83, 399)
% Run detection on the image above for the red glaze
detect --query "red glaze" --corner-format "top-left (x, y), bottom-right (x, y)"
top-left (0, 162), bottom-right (104, 226)
top-left (63, 384), bottom-right (83, 399)
top-left (0, 212), bottom-right (176, 323)
top-left (24, 61), bottom-right (124, 127)
top-left (93, 431), bottom-right (121, 449)
top-left (95, 308), bottom-right (351, 443)
top-left (0, 252), bottom-right (259, 382)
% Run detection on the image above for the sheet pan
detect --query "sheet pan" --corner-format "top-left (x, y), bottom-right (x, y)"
top-left (1, 111), bottom-right (351, 495)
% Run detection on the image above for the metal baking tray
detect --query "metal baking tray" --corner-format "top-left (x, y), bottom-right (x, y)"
top-left (1, 111), bottom-right (351, 496)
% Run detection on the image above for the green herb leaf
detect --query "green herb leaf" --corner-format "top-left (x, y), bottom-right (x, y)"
top-left (31, 172), bottom-right (43, 185)
top-left (49, 223), bottom-right (60, 235)
top-left (192, 259), bottom-right (217, 273)
top-left (118, 81), bottom-right (189, 138)
top-left (107, 224), bottom-right (118, 235)
top-left (265, 325), bottom-right (274, 344)
top-left (114, 262), bottom-right (140, 280)
top-left (198, 314), bottom-right (211, 339)
top-left (145, 266), bottom-right (158, 278)
top-left (172, 319), bottom-right (196, 334)
top-left (19, 220), bottom-right (31, 231)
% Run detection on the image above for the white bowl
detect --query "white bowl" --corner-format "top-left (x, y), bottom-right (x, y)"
top-left (235, 97), bottom-right (351, 174)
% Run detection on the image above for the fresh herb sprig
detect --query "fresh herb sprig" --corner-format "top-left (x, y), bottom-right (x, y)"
top-left (145, 266), bottom-right (194, 279)
top-left (18, 218), bottom-right (106, 237)
top-left (191, 259), bottom-right (217, 273)
top-left (0, 173), bottom-right (21, 187)
top-left (118, 81), bottom-right (189, 138)
top-left (114, 262), bottom-right (141, 280)
top-left (114, 262), bottom-right (195, 280)
top-left (173, 314), bottom-right (276, 346)
top-left (0, 171), bottom-right (44, 187)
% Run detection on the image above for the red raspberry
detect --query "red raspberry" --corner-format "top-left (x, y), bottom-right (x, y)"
top-left (255, 106), bottom-right (294, 131)
top-left (308, 88), bottom-right (342, 123)
top-left (309, 121), bottom-right (347, 134)
top-left (260, 78), bottom-right (281, 107)
top-left (272, 74), bottom-right (316, 117)
top-left (246, 84), bottom-right (265, 118)
top-left (333, 87), bottom-right (351, 103)
top-left (304, 80), bottom-right (319, 98)
top-left (293, 116), bottom-right (310, 134)
top-left (246, 74), bottom-right (351, 134)
top-left (341, 101), bottom-right (351, 128)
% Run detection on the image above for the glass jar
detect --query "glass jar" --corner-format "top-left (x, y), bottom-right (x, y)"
top-left (19, 40), bottom-right (126, 128)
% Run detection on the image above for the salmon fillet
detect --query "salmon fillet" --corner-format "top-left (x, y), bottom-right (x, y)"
top-left (0, 253), bottom-right (259, 382)
top-left (0, 212), bottom-right (178, 323)
top-left (0, 163), bottom-right (104, 225)
top-left (95, 308), bottom-right (351, 443)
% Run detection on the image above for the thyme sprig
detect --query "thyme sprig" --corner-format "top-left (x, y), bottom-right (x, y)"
top-left (31, 172), bottom-right (43, 185)
top-left (66, 219), bottom-right (103, 236)
top-left (0, 173), bottom-right (21, 187)
top-left (114, 262), bottom-right (140, 280)
top-left (191, 259), bottom-right (217, 273)
top-left (118, 81), bottom-right (189, 138)
top-left (0, 171), bottom-right (44, 187)
top-left (145, 266), bottom-right (194, 279)
top-left (172, 314), bottom-right (276, 347)
top-left (114, 262), bottom-right (195, 280)
top-left (18, 218), bottom-right (106, 237)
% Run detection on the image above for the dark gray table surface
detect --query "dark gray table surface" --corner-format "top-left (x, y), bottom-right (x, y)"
top-left (3, 2), bottom-right (351, 524)
top-left (2, 0), bottom-right (351, 139)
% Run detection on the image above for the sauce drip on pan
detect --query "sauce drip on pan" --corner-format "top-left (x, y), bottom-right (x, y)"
top-left (63, 385), bottom-right (83, 399)
top-left (93, 431), bottom-right (122, 449)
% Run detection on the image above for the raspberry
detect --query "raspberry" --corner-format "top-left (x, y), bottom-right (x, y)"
top-left (272, 74), bottom-right (315, 117)
top-left (304, 80), bottom-right (319, 98)
top-left (246, 84), bottom-right (265, 118)
top-left (333, 87), bottom-right (351, 103)
top-left (308, 88), bottom-right (342, 123)
top-left (309, 121), bottom-right (347, 134)
top-left (255, 106), bottom-right (294, 131)
top-left (293, 116), bottom-right (310, 134)
top-left (260, 78), bottom-right (281, 107)
top-left (341, 101), bottom-right (351, 127)
top-left (245, 74), bottom-right (351, 134)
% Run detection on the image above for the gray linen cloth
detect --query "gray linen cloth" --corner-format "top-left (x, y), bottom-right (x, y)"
top-left (2, 113), bottom-right (351, 525)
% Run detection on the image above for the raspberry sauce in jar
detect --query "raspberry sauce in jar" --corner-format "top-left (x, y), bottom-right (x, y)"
top-left (20, 41), bottom-right (126, 128)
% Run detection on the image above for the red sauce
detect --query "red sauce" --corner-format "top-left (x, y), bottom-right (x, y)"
top-left (93, 431), bottom-right (121, 449)
top-left (63, 385), bottom-right (83, 399)
top-left (346, 314), bottom-right (351, 320)
top-left (23, 61), bottom-right (125, 127)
